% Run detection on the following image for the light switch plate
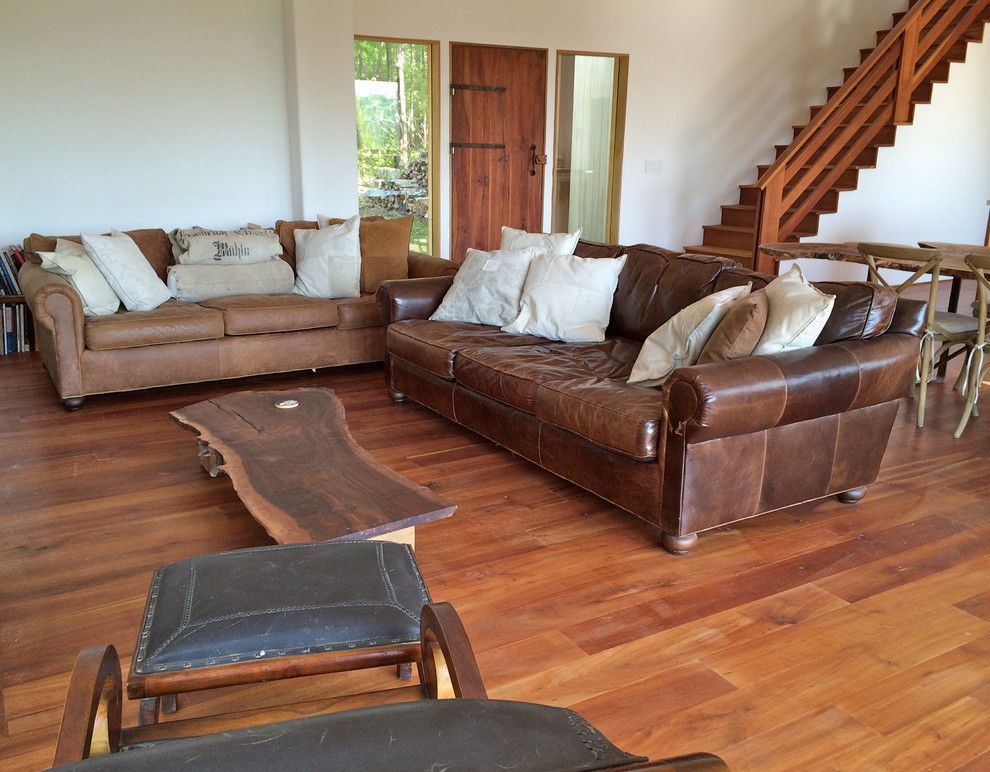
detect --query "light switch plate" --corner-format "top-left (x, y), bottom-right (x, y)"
top-left (644, 159), bottom-right (663, 174)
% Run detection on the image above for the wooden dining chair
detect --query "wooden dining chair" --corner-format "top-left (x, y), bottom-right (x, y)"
top-left (954, 249), bottom-right (990, 438)
top-left (857, 243), bottom-right (979, 428)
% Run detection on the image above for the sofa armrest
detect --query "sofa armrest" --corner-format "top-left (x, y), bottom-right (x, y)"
top-left (408, 252), bottom-right (458, 279)
top-left (664, 334), bottom-right (919, 443)
top-left (377, 276), bottom-right (455, 325)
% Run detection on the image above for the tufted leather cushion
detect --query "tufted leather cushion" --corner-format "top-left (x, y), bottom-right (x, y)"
top-left (454, 339), bottom-right (641, 414)
top-left (84, 300), bottom-right (224, 351)
top-left (813, 281), bottom-right (898, 343)
top-left (536, 377), bottom-right (664, 460)
top-left (386, 319), bottom-right (546, 379)
top-left (60, 700), bottom-right (645, 771)
top-left (573, 237), bottom-right (626, 260)
top-left (609, 252), bottom-right (728, 341)
top-left (200, 293), bottom-right (339, 335)
top-left (132, 541), bottom-right (429, 676)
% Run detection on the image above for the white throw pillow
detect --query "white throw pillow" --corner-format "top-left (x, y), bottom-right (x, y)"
top-left (167, 259), bottom-right (294, 303)
top-left (169, 226), bottom-right (278, 259)
top-left (628, 284), bottom-right (752, 387)
top-left (500, 226), bottom-right (581, 256)
top-left (177, 233), bottom-right (282, 265)
top-left (292, 216), bottom-right (361, 299)
top-left (82, 231), bottom-right (171, 311)
top-left (36, 239), bottom-right (121, 317)
top-left (502, 252), bottom-right (627, 343)
top-left (430, 247), bottom-right (541, 326)
top-left (753, 265), bottom-right (835, 356)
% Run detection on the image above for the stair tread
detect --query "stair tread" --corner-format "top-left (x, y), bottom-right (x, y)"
top-left (684, 245), bottom-right (754, 259)
top-left (723, 204), bottom-right (835, 215)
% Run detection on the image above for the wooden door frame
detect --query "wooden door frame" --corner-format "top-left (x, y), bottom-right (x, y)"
top-left (551, 50), bottom-right (629, 244)
top-left (354, 35), bottom-right (441, 255)
top-left (448, 42), bottom-right (550, 256)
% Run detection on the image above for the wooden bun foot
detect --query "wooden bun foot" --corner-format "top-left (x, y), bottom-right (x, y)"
top-left (61, 396), bottom-right (86, 411)
top-left (836, 486), bottom-right (868, 504)
top-left (387, 386), bottom-right (407, 403)
top-left (661, 531), bottom-right (698, 555)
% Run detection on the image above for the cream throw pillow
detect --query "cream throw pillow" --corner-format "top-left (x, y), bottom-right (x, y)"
top-left (177, 233), bottom-right (282, 265)
top-left (500, 226), bottom-right (581, 255)
top-left (430, 247), bottom-right (541, 326)
top-left (82, 231), bottom-right (171, 311)
top-left (628, 284), bottom-right (752, 387)
top-left (502, 253), bottom-right (627, 343)
top-left (292, 216), bottom-right (361, 299)
top-left (37, 239), bottom-right (121, 317)
top-left (167, 259), bottom-right (294, 303)
top-left (753, 265), bottom-right (835, 356)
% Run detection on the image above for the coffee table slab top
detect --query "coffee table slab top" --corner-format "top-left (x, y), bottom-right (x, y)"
top-left (760, 241), bottom-right (975, 279)
top-left (171, 388), bottom-right (455, 544)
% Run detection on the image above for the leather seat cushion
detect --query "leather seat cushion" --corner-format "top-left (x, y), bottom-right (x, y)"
top-left (386, 319), bottom-right (546, 379)
top-left (132, 541), bottom-right (429, 676)
top-left (200, 293), bottom-right (339, 335)
top-left (454, 338), bottom-right (642, 414)
top-left (336, 294), bottom-right (385, 330)
top-left (84, 300), bottom-right (224, 351)
top-left (62, 700), bottom-right (644, 771)
top-left (535, 377), bottom-right (664, 460)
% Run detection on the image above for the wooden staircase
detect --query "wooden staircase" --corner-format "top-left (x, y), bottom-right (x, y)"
top-left (684, 0), bottom-right (990, 272)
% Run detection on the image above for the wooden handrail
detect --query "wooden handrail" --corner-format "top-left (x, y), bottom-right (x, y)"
top-left (754, 0), bottom-right (989, 271)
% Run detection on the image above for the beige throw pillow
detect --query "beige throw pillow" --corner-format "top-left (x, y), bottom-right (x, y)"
top-left (37, 239), bottom-right (121, 317)
top-left (178, 233), bottom-right (282, 265)
top-left (628, 283), bottom-right (752, 387)
top-left (500, 225), bottom-right (581, 255)
top-left (430, 247), bottom-right (541, 327)
top-left (502, 252), bottom-right (627, 343)
top-left (167, 259), bottom-right (294, 303)
top-left (292, 216), bottom-right (361, 299)
top-left (753, 265), bottom-right (835, 356)
top-left (82, 231), bottom-right (171, 311)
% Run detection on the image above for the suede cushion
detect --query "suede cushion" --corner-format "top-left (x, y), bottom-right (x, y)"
top-left (357, 216), bottom-right (413, 293)
top-left (697, 288), bottom-right (770, 364)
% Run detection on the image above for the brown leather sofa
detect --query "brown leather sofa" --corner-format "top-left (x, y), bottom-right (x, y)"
top-left (19, 224), bottom-right (456, 409)
top-left (377, 240), bottom-right (926, 553)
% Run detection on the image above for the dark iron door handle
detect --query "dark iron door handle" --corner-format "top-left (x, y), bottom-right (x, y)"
top-left (529, 144), bottom-right (548, 176)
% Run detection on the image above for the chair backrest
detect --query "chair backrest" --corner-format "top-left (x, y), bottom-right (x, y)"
top-left (857, 242), bottom-right (942, 329)
top-left (965, 247), bottom-right (990, 346)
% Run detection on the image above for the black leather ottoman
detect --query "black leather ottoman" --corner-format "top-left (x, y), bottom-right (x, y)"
top-left (127, 540), bottom-right (431, 724)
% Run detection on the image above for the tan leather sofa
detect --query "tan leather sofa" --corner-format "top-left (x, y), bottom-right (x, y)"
top-left (20, 224), bottom-right (456, 409)
top-left (377, 240), bottom-right (926, 553)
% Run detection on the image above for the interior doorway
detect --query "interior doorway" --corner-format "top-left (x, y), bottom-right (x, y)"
top-left (449, 43), bottom-right (548, 261)
top-left (551, 51), bottom-right (628, 243)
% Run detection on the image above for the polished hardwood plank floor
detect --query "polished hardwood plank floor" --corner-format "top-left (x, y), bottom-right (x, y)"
top-left (1, 352), bottom-right (988, 771)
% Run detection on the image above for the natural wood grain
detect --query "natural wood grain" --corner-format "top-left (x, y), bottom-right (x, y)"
top-left (1, 353), bottom-right (989, 770)
top-left (170, 388), bottom-right (455, 543)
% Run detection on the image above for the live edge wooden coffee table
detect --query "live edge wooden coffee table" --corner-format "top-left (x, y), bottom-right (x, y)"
top-left (171, 388), bottom-right (455, 548)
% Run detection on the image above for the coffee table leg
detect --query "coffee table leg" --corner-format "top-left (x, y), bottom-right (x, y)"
top-left (196, 441), bottom-right (225, 478)
top-left (370, 526), bottom-right (415, 550)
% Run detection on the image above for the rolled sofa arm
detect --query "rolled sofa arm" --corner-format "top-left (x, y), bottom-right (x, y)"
top-left (377, 275), bottom-right (455, 326)
top-left (19, 261), bottom-right (86, 397)
top-left (408, 252), bottom-right (459, 279)
top-left (664, 334), bottom-right (919, 443)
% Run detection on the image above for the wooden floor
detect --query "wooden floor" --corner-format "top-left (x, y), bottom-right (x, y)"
top-left (1, 352), bottom-right (989, 771)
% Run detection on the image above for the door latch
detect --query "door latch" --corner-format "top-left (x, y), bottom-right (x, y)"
top-left (529, 144), bottom-right (548, 176)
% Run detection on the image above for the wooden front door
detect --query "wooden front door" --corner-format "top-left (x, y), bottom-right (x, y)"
top-left (450, 43), bottom-right (548, 261)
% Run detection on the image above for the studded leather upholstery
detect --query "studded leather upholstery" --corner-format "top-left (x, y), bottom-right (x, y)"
top-left (132, 541), bottom-right (429, 676)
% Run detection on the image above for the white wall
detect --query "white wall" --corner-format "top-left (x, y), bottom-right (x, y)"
top-left (0, 0), bottom-right (294, 245)
top-left (353, 0), bottom-right (912, 258)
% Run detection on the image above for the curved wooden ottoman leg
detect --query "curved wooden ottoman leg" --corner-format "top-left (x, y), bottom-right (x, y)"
top-left (661, 531), bottom-right (698, 555)
top-left (836, 486), bottom-right (868, 504)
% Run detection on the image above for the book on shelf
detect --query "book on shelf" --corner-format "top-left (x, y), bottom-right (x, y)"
top-left (1, 301), bottom-right (33, 354)
top-left (0, 244), bottom-right (25, 295)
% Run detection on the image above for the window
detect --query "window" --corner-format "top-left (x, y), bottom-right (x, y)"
top-left (354, 37), bottom-right (439, 253)
top-left (551, 52), bottom-right (628, 243)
